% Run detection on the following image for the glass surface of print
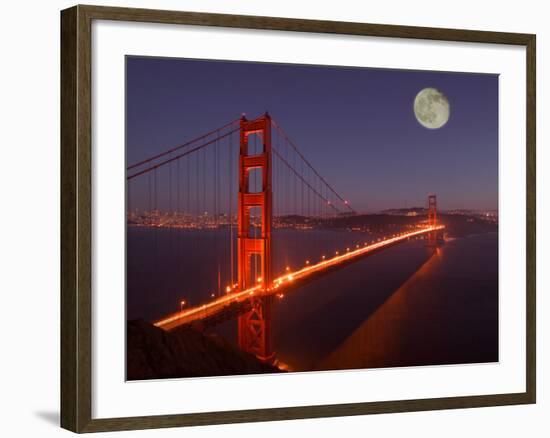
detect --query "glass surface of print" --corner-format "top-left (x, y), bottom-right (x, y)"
top-left (126, 57), bottom-right (498, 380)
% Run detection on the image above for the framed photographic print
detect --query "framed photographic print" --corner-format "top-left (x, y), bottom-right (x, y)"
top-left (60, 4), bottom-right (536, 433)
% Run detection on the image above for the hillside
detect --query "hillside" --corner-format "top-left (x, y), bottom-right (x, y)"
top-left (127, 319), bottom-right (282, 380)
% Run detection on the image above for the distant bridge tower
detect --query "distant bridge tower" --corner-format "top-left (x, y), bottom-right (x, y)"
top-left (427, 193), bottom-right (438, 247)
top-left (237, 113), bottom-right (274, 361)
top-left (428, 194), bottom-right (437, 227)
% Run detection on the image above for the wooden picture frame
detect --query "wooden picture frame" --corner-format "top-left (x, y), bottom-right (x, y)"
top-left (61, 4), bottom-right (536, 433)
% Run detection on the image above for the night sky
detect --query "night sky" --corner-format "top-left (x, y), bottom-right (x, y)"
top-left (126, 56), bottom-right (498, 212)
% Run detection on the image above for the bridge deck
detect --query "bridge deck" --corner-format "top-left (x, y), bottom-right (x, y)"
top-left (154, 225), bottom-right (444, 331)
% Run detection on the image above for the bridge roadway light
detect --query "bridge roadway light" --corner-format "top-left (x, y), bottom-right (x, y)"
top-left (180, 300), bottom-right (187, 311)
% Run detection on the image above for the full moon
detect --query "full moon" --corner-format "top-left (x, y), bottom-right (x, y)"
top-left (413, 87), bottom-right (450, 129)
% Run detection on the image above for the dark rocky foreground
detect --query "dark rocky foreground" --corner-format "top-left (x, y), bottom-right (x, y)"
top-left (127, 319), bottom-right (282, 380)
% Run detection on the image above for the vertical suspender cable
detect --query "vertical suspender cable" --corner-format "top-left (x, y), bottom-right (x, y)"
top-left (127, 180), bottom-right (131, 224)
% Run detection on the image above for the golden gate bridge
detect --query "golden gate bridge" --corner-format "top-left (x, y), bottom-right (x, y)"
top-left (127, 113), bottom-right (444, 361)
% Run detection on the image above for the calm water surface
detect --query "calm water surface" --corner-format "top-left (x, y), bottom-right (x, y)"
top-left (127, 228), bottom-right (498, 370)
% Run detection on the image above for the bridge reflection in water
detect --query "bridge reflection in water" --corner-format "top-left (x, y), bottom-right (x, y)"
top-left (271, 233), bottom-right (498, 372)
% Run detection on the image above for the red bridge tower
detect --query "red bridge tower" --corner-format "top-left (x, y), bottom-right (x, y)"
top-left (427, 193), bottom-right (438, 247)
top-left (237, 114), bottom-right (274, 361)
